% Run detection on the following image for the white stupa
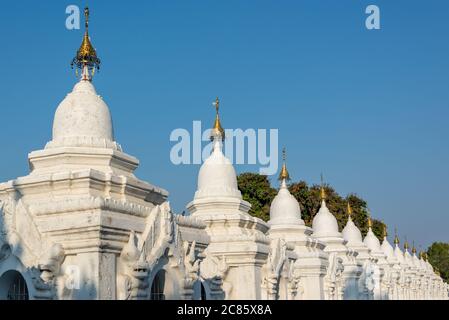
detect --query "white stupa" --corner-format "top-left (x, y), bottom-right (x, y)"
top-left (187, 98), bottom-right (274, 300)
top-left (342, 204), bottom-right (375, 299)
top-left (312, 184), bottom-right (361, 300)
top-left (380, 227), bottom-right (402, 300)
top-left (267, 150), bottom-right (328, 299)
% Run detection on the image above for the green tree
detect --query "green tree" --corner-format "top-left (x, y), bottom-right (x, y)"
top-left (427, 242), bottom-right (449, 282)
top-left (237, 173), bottom-right (277, 222)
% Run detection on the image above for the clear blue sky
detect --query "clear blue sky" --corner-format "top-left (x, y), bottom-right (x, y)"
top-left (0, 1), bottom-right (448, 249)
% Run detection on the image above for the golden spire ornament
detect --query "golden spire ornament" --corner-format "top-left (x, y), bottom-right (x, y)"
top-left (278, 147), bottom-right (290, 181)
top-left (404, 237), bottom-right (409, 251)
top-left (320, 173), bottom-right (326, 201)
top-left (210, 97), bottom-right (225, 141)
top-left (347, 202), bottom-right (352, 218)
top-left (394, 227), bottom-right (400, 245)
top-left (71, 7), bottom-right (101, 79)
top-left (412, 241), bottom-right (417, 254)
top-left (367, 210), bottom-right (373, 229)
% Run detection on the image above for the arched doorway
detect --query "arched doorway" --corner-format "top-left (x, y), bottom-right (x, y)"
top-left (150, 269), bottom-right (166, 300)
top-left (0, 270), bottom-right (29, 300)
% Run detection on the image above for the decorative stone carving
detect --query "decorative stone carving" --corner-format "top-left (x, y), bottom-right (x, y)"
top-left (263, 239), bottom-right (287, 300)
top-left (324, 253), bottom-right (344, 300)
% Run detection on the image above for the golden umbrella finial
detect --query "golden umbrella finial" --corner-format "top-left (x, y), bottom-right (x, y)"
top-left (394, 227), bottom-right (400, 245)
top-left (71, 7), bottom-right (101, 78)
top-left (404, 236), bottom-right (409, 250)
top-left (412, 241), bottom-right (417, 254)
top-left (347, 202), bottom-right (352, 217)
top-left (210, 97), bottom-right (225, 141)
top-left (278, 147), bottom-right (290, 181)
top-left (320, 173), bottom-right (326, 201)
top-left (367, 209), bottom-right (373, 228)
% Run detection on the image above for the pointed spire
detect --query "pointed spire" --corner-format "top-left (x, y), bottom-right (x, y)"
top-left (382, 222), bottom-right (387, 239)
top-left (210, 97), bottom-right (225, 141)
top-left (347, 202), bottom-right (353, 220)
top-left (71, 7), bottom-right (101, 80)
top-left (404, 236), bottom-right (409, 251)
top-left (320, 173), bottom-right (326, 201)
top-left (278, 147), bottom-right (290, 182)
top-left (394, 227), bottom-right (400, 245)
top-left (412, 241), bottom-right (417, 254)
top-left (367, 209), bottom-right (373, 229)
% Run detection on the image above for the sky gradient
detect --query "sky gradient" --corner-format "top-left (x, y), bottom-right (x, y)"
top-left (0, 1), bottom-right (448, 249)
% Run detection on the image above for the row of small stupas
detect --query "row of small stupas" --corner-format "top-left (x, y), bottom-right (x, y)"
top-left (0, 8), bottom-right (447, 300)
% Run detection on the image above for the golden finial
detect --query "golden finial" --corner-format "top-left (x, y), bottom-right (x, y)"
top-left (71, 7), bottom-right (101, 77)
top-left (404, 237), bottom-right (409, 251)
top-left (278, 147), bottom-right (290, 181)
top-left (412, 241), bottom-right (417, 254)
top-left (320, 173), bottom-right (326, 201)
top-left (347, 202), bottom-right (352, 217)
top-left (394, 227), bottom-right (400, 245)
top-left (210, 97), bottom-right (225, 141)
top-left (367, 209), bottom-right (373, 228)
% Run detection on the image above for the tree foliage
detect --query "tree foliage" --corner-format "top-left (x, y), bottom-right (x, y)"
top-left (427, 242), bottom-right (449, 282)
top-left (237, 172), bottom-right (385, 240)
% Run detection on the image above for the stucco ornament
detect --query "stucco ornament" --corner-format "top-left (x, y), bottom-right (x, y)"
top-left (200, 255), bottom-right (231, 299)
top-left (364, 262), bottom-right (376, 292)
top-left (324, 253), bottom-right (344, 300)
top-left (118, 202), bottom-right (175, 299)
top-left (287, 260), bottom-right (300, 299)
top-left (263, 238), bottom-right (287, 299)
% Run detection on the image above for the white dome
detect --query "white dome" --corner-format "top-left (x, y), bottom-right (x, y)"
top-left (269, 180), bottom-right (303, 225)
top-left (381, 237), bottom-right (395, 260)
top-left (312, 200), bottom-right (341, 238)
top-left (426, 260), bottom-right (434, 272)
top-left (194, 140), bottom-right (241, 199)
top-left (364, 228), bottom-right (381, 253)
top-left (46, 79), bottom-right (119, 150)
top-left (394, 245), bottom-right (405, 264)
top-left (342, 216), bottom-right (363, 245)
top-left (412, 254), bottom-right (421, 268)
top-left (419, 258), bottom-right (427, 271)
top-left (404, 250), bottom-right (414, 268)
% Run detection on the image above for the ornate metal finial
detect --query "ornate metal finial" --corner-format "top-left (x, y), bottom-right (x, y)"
top-left (404, 236), bottom-right (409, 250)
top-left (210, 97), bottom-right (225, 141)
top-left (347, 202), bottom-right (352, 217)
top-left (71, 6), bottom-right (101, 79)
top-left (367, 209), bottom-right (373, 228)
top-left (278, 147), bottom-right (290, 181)
top-left (320, 173), bottom-right (326, 201)
top-left (412, 241), bottom-right (417, 254)
top-left (394, 227), bottom-right (400, 245)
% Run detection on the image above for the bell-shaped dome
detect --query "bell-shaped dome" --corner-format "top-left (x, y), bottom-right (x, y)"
top-left (426, 260), bottom-right (434, 272)
top-left (46, 77), bottom-right (119, 150)
top-left (312, 200), bottom-right (341, 238)
top-left (404, 250), bottom-right (415, 268)
top-left (381, 237), bottom-right (395, 260)
top-left (364, 228), bottom-right (381, 253)
top-left (342, 216), bottom-right (363, 245)
top-left (194, 139), bottom-right (241, 199)
top-left (394, 245), bottom-right (405, 264)
top-left (269, 180), bottom-right (303, 225)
